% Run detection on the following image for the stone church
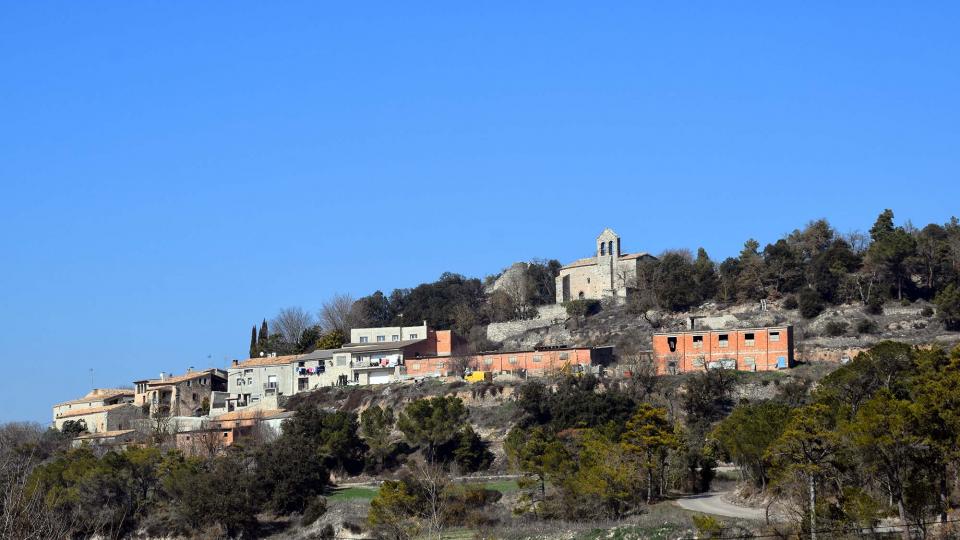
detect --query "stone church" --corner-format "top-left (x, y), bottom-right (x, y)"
top-left (555, 228), bottom-right (656, 303)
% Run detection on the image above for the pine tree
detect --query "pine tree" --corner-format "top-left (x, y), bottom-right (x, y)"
top-left (249, 325), bottom-right (259, 359)
top-left (258, 319), bottom-right (269, 354)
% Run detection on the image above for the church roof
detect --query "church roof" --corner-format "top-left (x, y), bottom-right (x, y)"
top-left (560, 252), bottom-right (653, 270)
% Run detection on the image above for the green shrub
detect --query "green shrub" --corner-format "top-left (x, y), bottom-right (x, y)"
top-left (782, 295), bottom-right (799, 310)
top-left (799, 289), bottom-right (824, 319)
top-left (865, 297), bottom-right (884, 315)
top-left (302, 496), bottom-right (327, 526)
top-left (855, 319), bottom-right (878, 334)
top-left (564, 299), bottom-right (601, 318)
top-left (824, 321), bottom-right (848, 337)
top-left (921, 306), bottom-right (934, 317)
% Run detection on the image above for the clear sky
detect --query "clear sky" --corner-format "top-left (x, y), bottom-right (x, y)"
top-left (1, 2), bottom-right (958, 423)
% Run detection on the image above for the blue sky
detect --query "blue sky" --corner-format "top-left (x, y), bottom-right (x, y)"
top-left (1, 2), bottom-right (958, 422)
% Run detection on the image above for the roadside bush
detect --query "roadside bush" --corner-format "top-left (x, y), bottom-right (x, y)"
top-left (824, 321), bottom-right (849, 337)
top-left (798, 289), bottom-right (824, 319)
top-left (564, 299), bottom-right (601, 318)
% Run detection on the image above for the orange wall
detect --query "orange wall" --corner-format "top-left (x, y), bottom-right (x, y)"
top-left (403, 348), bottom-right (596, 377)
top-left (652, 327), bottom-right (793, 374)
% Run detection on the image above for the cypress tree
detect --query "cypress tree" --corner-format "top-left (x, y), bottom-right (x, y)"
top-left (249, 325), bottom-right (259, 358)
top-left (258, 319), bottom-right (269, 352)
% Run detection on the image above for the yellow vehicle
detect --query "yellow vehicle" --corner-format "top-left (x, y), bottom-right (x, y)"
top-left (464, 370), bottom-right (492, 383)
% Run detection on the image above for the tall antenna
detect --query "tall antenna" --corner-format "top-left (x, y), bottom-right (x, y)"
top-left (89, 368), bottom-right (94, 389)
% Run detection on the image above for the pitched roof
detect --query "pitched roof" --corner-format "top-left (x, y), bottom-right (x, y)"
top-left (234, 355), bottom-right (304, 369)
top-left (57, 403), bottom-right (137, 419)
top-left (333, 339), bottom-right (425, 354)
top-left (212, 408), bottom-right (288, 422)
top-left (54, 389), bottom-right (134, 407)
top-left (560, 252), bottom-right (654, 270)
top-left (134, 368), bottom-right (226, 386)
top-left (74, 429), bottom-right (136, 440)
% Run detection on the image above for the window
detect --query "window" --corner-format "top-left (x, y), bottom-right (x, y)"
top-left (336, 355), bottom-right (347, 366)
top-left (192, 393), bottom-right (198, 401)
top-left (244, 369), bottom-right (253, 375)
top-left (484, 358), bottom-right (494, 366)
top-left (667, 336), bottom-right (678, 352)
top-left (508, 356), bottom-right (518, 364)
top-left (223, 432), bottom-right (229, 438)
top-left (744, 332), bottom-right (755, 346)
top-left (200, 378), bottom-right (207, 385)
top-left (587, 278), bottom-right (591, 284)
top-left (533, 355), bottom-right (543, 363)
top-left (600, 243), bottom-right (606, 256)
top-left (693, 335), bottom-right (704, 348)
top-left (392, 335), bottom-right (399, 341)
top-left (770, 331), bottom-right (781, 342)
top-left (298, 361), bottom-right (305, 367)
top-left (409, 333), bottom-right (418, 339)
top-left (411, 363), bottom-right (420, 371)
top-left (186, 380), bottom-right (191, 387)
top-left (298, 378), bottom-right (308, 391)
top-left (718, 334), bottom-right (729, 347)
top-left (246, 377), bottom-right (253, 384)
top-left (559, 352), bottom-right (570, 360)
top-left (236, 378), bottom-right (244, 386)
top-left (359, 336), bottom-right (369, 343)
top-left (377, 335), bottom-right (385, 342)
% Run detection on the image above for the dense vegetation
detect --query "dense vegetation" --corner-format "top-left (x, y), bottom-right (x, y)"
top-left (712, 341), bottom-right (960, 537)
top-left (0, 396), bottom-right (492, 539)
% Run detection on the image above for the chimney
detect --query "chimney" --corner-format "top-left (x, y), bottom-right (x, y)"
top-left (187, 366), bottom-right (193, 373)
top-left (159, 372), bottom-right (167, 381)
top-left (232, 359), bottom-right (239, 367)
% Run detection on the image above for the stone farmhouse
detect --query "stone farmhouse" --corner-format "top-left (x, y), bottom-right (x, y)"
top-left (52, 388), bottom-right (138, 434)
top-left (134, 368), bottom-right (228, 418)
top-left (555, 228), bottom-right (656, 303)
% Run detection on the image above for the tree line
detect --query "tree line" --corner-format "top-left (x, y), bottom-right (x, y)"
top-left (0, 395), bottom-right (493, 539)
top-left (712, 341), bottom-right (960, 538)
top-left (248, 210), bottom-right (960, 360)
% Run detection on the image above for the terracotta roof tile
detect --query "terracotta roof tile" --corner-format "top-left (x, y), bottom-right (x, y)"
top-left (57, 403), bottom-right (137, 419)
top-left (234, 355), bottom-right (304, 368)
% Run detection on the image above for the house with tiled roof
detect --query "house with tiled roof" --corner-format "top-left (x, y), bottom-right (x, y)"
top-left (52, 388), bottom-right (140, 434)
top-left (133, 368), bottom-right (227, 418)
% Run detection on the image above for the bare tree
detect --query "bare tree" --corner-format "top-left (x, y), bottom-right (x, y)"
top-left (410, 459), bottom-right (450, 540)
top-left (499, 267), bottom-right (530, 319)
top-left (319, 293), bottom-right (356, 334)
top-left (272, 306), bottom-right (316, 345)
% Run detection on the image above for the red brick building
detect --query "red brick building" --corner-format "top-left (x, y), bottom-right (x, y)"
top-left (652, 326), bottom-right (793, 375)
top-left (403, 346), bottom-right (614, 377)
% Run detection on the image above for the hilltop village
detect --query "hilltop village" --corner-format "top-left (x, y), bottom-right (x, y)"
top-left (33, 216), bottom-right (960, 538)
top-left (52, 229), bottom-right (799, 452)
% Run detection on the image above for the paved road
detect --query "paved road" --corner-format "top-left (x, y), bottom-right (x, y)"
top-left (674, 491), bottom-right (769, 521)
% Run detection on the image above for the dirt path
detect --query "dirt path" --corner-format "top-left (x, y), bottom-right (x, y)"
top-left (674, 491), bottom-right (769, 521)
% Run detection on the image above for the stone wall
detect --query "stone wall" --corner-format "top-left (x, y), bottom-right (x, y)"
top-left (487, 303), bottom-right (567, 343)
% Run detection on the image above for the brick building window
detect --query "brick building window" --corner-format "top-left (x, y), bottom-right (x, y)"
top-left (718, 334), bottom-right (729, 347)
top-left (693, 335), bottom-right (704, 348)
top-left (484, 358), bottom-right (494, 366)
top-left (744, 333), bottom-right (755, 346)
top-left (770, 331), bottom-right (780, 342)
top-left (508, 356), bottom-right (518, 364)
top-left (532, 355), bottom-right (543, 363)
top-left (559, 352), bottom-right (570, 360)
top-left (667, 336), bottom-right (678, 352)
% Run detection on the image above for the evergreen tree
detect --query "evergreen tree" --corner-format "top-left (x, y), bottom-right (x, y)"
top-left (249, 325), bottom-right (258, 358)
top-left (258, 319), bottom-right (269, 353)
top-left (692, 248), bottom-right (719, 302)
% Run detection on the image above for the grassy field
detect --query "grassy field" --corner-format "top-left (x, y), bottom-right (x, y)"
top-left (327, 479), bottom-right (519, 504)
top-left (326, 486), bottom-right (378, 502)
